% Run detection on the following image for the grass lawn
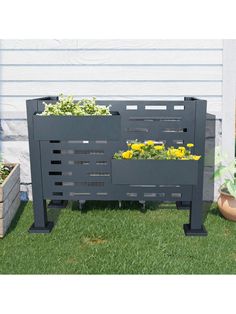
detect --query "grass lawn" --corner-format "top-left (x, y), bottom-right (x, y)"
top-left (0, 201), bottom-right (236, 274)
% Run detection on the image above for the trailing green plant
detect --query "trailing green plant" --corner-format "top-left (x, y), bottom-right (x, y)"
top-left (213, 148), bottom-right (236, 198)
top-left (40, 94), bottom-right (111, 116)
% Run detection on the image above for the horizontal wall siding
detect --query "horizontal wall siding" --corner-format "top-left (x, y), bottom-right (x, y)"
top-left (0, 81), bottom-right (222, 96)
top-left (0, 65), bottom-right (222, 81)
top-left (0, 50), bottom-right (222, 65)
top-left (0, 39), bottom-right (223, 49)
top-left (0, 39), bottom-right (223, 117)
top-left (0, 39), bottom-right (224, 119)
top-left (0, 39), bottom-right (224, 200)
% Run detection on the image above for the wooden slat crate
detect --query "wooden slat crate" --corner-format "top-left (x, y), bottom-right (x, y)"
top-left (0, 164), bottom-right (20, 238)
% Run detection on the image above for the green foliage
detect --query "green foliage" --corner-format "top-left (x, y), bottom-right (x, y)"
top-left (40, 94), bottom-right (111, 116)
top-left (0, 162), bottom-right (11, 184)
top-left (213, 148), bottom-right (236, 198)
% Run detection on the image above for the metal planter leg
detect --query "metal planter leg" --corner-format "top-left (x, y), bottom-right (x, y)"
top-left (183, 187), bottom-right (207, 236)
top-left (29, 199), bottom-right (54, 233)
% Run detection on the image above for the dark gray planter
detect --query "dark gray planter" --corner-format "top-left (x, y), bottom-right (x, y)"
top-left (27, 96), bottom-right (208, 236)
top-left (112, 159), bottom-right (198, 185)
top-left (33, 111), bottom-right (120, 141)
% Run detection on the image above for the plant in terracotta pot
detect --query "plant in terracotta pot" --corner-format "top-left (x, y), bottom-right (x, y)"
top-left (213, 151), bottom-right (236, 221)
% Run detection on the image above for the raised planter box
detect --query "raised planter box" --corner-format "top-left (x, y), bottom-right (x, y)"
top-left (0, 164), bottom-right (20, 238)
top-left (33, 111), bottom-right (121, 141)
top-left (27, 96), bottom-right (207, 236)
top-left (112, 159), bottom-right (198, 185)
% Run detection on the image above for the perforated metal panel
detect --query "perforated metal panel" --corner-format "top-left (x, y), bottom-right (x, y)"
top-left (36, 100), bottom-right (200, 202)
top-left (27, 96), bottom-right (207, 235)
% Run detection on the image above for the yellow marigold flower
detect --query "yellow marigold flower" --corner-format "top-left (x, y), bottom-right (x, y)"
top-left (140, 143), bottom-right (145, 148)
top-left (146, 140), bottom-right (155, 146)
top-left (178, 146), bottom-right (186, 151)
top-left (181, 157), bottom-right (188, 160)
top-left (122, 150), bottom-right (133, 159)
top-left (131, 143), bottom-right (142, 151)
top-left (167, 148), bottom-right (176, 156)
top-left (192, 155), bottom-right (201, 160)
top-left (127, 143), bottom-right (131, 147)
top-left (175, 151), bottom-right (185, 158)
top-left (154, 145), bottom-right (164, 151)
top-left (187, 143), bottom-right (194, 148)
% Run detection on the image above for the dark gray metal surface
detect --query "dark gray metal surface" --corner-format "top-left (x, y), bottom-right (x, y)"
top-left (33, 112), bottom-right (121, 141)
top-left (112, 160), bottom-right (198, 185)
top-left (27, 96), bottom-right (207, 235)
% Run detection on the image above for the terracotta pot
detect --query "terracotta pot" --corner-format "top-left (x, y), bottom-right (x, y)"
top-left (217, 190), bottom-right (236, 221)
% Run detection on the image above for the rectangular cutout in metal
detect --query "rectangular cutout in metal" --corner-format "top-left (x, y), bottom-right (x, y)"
top-left (51, 160), bottom-right (61, 164)
top-left (49, 171), bottom-right (62, 176)
top-left (68, 160), bottom-right (90, 165)
top-left (68, 140), bottom-right (88, 144)
top-left (129, 117), bottom-right (181, 122)
top-left (69, 192), bottom-right (91, 196)
top-left (163, 128), bottom-right (187, 133)
top-left (126, 105), bottom-right (138, 110)
top-left (126, 128), bottom-right (149, 133)
top-left (145, 105), bottom-right (167, 110)
top-left (173, 140), bottom-right (184, 145)
top-left (96, 161), bottom-right (108, 165)
top-left (53, 150), bottom-right (61, 154)
top-left (89, 172), bottom-right (110, 177)
top-left (171, 193), bottom-right (182, 198)
top-left (144, 193), bottom-right (156, 197)
top-left (158, 185), bottom-right (180, 187)
top-left (174, 105), bottom-right (185, 110)
top-left (96, 192), bottom-right (108, 196)
top-left (95, 140), bottom-right (107, 144)
top-left (130, 185), bottom-right (156, 188)
top-left (126, 192), bottom-right (137, 197)
top-left (52, 192), bottom-right (63, 196)
top-left (74, 150), bottom-right (104, 155)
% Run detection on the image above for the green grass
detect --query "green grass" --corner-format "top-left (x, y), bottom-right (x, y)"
top-left (1, 201), bottom-right (236, 274)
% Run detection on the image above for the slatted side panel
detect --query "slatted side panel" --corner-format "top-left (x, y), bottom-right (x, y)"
top-left (40, 101), bottom-right (196, 201)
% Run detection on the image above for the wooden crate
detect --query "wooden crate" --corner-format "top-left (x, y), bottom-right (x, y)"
top-left (0, 164), bottom-right (20, 238)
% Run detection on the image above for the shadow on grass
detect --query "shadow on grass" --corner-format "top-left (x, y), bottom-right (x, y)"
top-left (206, 204), bottom-right (223, 218)
top-left (6, 201), bottom-right (28, 236)
top-left (71, 200), bottom-right (175, 214)
top-left (47, 207), bottom-right (63, 225)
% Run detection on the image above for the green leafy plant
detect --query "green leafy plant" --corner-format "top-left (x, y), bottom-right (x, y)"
top-left (40, 94), bottom-right (111, 116)
top-left (213, 148), bottom-right (236, 198)
top-left (0, 161), bottom-right (11, 185)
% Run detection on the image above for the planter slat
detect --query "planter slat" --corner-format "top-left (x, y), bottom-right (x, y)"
top-left (0, 164), bottom-right (20, 202)
top-left (0, 192), bottom-right (20, 238)
top-left (0, 180), bottom-right (20, 219)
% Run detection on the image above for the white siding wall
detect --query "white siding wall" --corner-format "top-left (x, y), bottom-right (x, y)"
top-left (0, 39), bottom-right (234, 200)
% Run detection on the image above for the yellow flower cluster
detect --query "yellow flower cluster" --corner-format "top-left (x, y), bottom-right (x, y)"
top-left (122, 150), bottom-right (133, 159)
top-left (113, 141), bottom-right (201, 161)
